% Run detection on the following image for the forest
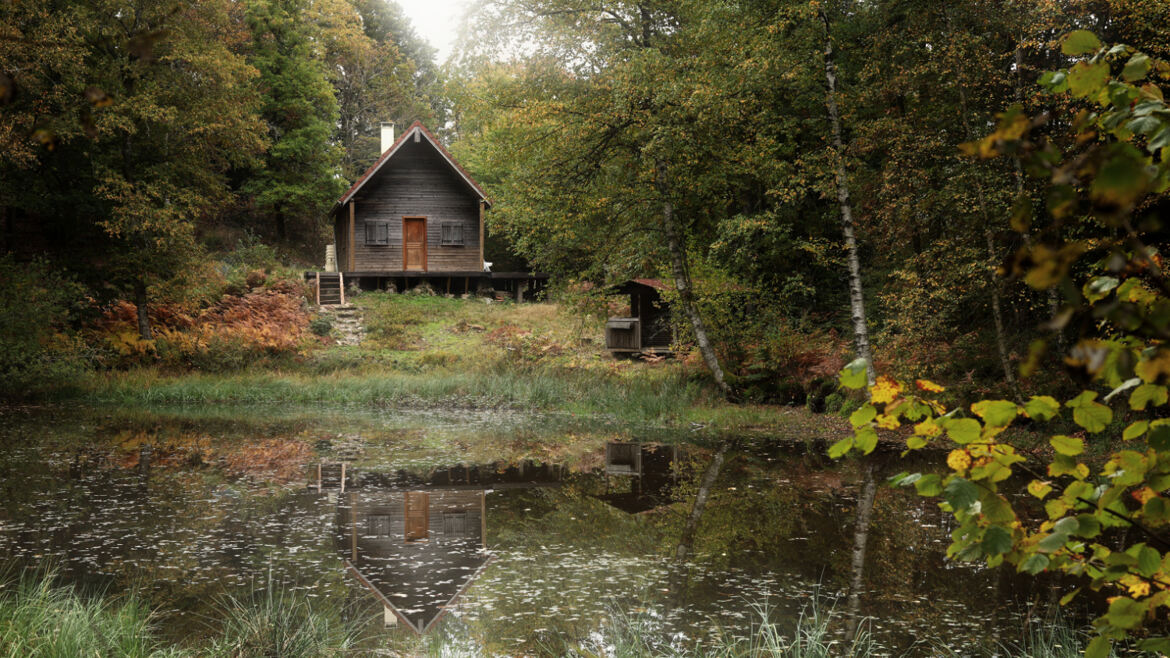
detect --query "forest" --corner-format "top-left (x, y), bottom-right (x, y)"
top-left (3, 0), bottom-right (1170, 655)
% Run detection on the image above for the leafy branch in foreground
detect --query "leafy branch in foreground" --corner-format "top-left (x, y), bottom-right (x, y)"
top-left (833, 31), bottom-right (1170, 657)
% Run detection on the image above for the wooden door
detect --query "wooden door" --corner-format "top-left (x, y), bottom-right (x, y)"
top-left (403, 217), bottom-right (427, 271)
top-left (404, 492), bottom-right (429, 542)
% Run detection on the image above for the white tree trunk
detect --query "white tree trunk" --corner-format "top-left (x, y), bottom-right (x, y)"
top-left (657, 176), bottom-right (733, 398)
top-left (821, 10), bottom-right (875, 387)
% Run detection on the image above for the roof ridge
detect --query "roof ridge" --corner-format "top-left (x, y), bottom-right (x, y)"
top-left (335, 121), bottom-right (490, 209)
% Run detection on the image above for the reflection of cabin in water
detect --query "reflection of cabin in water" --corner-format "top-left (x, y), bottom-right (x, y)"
top-left (605, 279), bottom-right (674, 355)
top-left (327, 463), bottom-right (560, 634)
top-left (599, 443), bottom-right (680, 514)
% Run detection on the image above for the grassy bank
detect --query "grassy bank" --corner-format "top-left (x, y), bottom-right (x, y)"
top-left (45, 293), bottom-right (851, 438)
top-left (0, 570), bottom-right (355, 658)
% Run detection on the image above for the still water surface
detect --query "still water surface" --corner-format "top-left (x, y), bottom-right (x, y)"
top-left (0, 405), bottom-right (1068, 655)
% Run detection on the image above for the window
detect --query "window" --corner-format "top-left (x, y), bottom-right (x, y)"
top-left (364, 221), bottom-right (390, 246)
top-left (440, 223), bottom-right (464, 246)
top-left (366, 514), bottom-right (392, 537)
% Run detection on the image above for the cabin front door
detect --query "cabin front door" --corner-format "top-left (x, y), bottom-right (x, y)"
top-left (404, 491), bottom-right (429, 542)
top-left (403, 217), bottom-right (427, 271)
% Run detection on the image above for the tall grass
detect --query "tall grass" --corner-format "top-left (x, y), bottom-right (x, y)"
top-left (0, 569), bottom-right (358, 658)
top-left (80, 366), bottom-right (714, 428)
top-left (208, 582), bottom-right (358, 657)
top-left (933, 613), bottom-right (1124, 658)
top-left (0, 570), bottom-right (182, 658)
top-left (559, 601), bottom-right (874, 658)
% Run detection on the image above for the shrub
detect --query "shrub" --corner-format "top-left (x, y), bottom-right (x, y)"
top-left (309, 316), bottom-right (332, 337)
top-left (0, 255), bottom-right (91, 396)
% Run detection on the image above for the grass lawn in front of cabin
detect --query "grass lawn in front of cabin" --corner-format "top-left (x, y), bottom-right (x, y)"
top-left (56, 292), bottom-right (849, 441)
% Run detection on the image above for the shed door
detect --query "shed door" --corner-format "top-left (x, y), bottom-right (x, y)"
top-left (404, 492), bottom-right (429, 542)
top-left (403, 217), bottom-right (427, 271)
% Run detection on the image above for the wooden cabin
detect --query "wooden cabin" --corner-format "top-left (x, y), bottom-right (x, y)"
top-left (605, 279), bottom-right (674, 355)
top-left (317, 121), bottom-right (546, 299)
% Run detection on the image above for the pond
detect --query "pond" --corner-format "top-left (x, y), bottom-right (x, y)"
top-left (0, 404), bottom-right (1078, 655)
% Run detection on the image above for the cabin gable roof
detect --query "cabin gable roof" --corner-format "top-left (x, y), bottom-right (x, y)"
top-left (337, 121), bottom-right (490, 209)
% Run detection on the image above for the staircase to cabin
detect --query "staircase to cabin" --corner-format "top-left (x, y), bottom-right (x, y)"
top-left (314, 273), bottom-right (364, 346)
top-left (317, 273), bottom-right (342, 305)
top-left (326, 305), bottom-right (365, 346)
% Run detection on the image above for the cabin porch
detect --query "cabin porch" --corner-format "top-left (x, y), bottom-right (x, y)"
top-left (303, 270), bottom-right (549, 303)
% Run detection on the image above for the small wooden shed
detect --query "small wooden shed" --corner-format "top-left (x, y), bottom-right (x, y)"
top-left (605, 279), bottom-right (674, 355)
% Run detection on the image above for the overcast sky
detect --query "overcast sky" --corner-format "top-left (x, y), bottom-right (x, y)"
top-left (396, 0), bottom-right (472, 64)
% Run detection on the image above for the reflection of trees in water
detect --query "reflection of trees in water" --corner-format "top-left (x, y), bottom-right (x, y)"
top-left (674, 442), bottom-right (727, 563)
top-left (844, 459), bottom-right (877, 644)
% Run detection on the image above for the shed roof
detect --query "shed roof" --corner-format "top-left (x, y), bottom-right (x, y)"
top-left (336, 121), bottom-right (491, 209)
top-left (608, 278), bottom-right (672, 296)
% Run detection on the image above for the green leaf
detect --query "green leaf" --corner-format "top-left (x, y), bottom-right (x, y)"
top-left (1151, 126), bottom-right (1170, 153)
top-left (1128, 115), bottom-right (1162, 137)
top-left (1059, 588), bottom-right (1081, 605)
top-left (1105, 596), bottom-right (1144, 629)
top-left (1077, 514), bottom-right (1102, 538)
top-left (839, 358), bottom-right (869, 389)
top-left (1039, 70), bottom-right (1069, 93)
top-left (1084, 276), bottom-right (1120, 303)
top-left (1122, 53), bottom-right (1152, 82)
top-left (1051, 435), bottom-right (1085, 456)
top-left (1019, 553), bottom-right (1050, 574)
top-left (854, 425), bottom-right (878, 454)
top-left (1073, 402), bottom-right (1113, 433)
top-left (1024, 396), bottom-right (1061, 421)
top-left (981, 525), bottom-right (1013, 556)
top-left (971, 400), bottom-right (1019, 427)
top-left (1149, 423), bottom-right (1170, 451)
top-left (1085, 635), bottom-right (1111, 658)
top-left (1137, 638), bottom-right (1170, 653)
top-left (1138, 545), bottom-right (1161, 577)
top-left (828, 437), bottom-right (852, 459)
top-left (1037, 531), bottom-right (1069, 553)
top-left (1053, 516), bottom-right (1081, 535)
top-left (1028, 480), bottom-right (1053, 499)
top-left (945, 477), bottom-right (980, 512)
top-left (1090, 143), bottom-right (1152, 209)
top-left (1144, 497), bottom-right (1170, 523)
top-left (1123, 420), bottom-right (1149, 440)
top-left (1061, 30), bottom-right (1103, 56)
top-left (850, 404), bottom-right (876, 427)
top-left (1130, 383), bottom-right (1168, 410)
top-left (887, 471), bottom-right (911, 486)
top-left (1068, 61), bottom-right (1110, 99)
top-left (945, 418), bottom-right (982, 444)
top-left (914, 474), bottom-right (943, 497)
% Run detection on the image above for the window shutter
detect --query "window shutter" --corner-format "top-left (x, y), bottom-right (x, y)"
top-left (365, 222), bottom-right (390, 246)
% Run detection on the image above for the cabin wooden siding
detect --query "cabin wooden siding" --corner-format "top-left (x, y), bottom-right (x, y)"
top-left (338, 139), bottom-right (481, 273)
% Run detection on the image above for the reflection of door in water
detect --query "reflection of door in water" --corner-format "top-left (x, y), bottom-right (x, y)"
top-left (403, 217), bottom-right (426, 271)
top-left (404, 492), bottom-right (429, 542)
